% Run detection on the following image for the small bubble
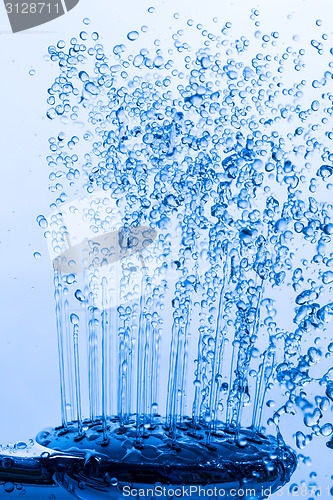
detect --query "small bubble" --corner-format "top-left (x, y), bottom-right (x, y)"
top-left (127, 31), bottom-right (139, 41)
top-left (83, 18), bottom-right (90, 25)
top-left (148, 6), bottom-right (155, 13)
top-left (320, 423), bottom-right (333, 437)
top-left (289, 484), bottom-right (298, 494)
top-left (3, 482), bottom-right (14, 493)
top-left (36, 215), bottom-right (48, 229)
top-left (65, 274), bottom-right (76, 285)
top-left (154, 56), bottom-right (164, 68)
top-left (75, 289), bottom-right (85, 302)
top-left (311, 100), bottom-right (320, 111)
top-left (70, 313), bottom-right (79, 325)
top-left (29, 69), bottom-right (36, 76)
top-left (33, 252), bottom-right (41, 259)
top-left (322, 271), bottom-right (333, 284)
top-left (133, 54), bottom-right (144, 67)
top-left (16, 441), bottom-right (27, 450)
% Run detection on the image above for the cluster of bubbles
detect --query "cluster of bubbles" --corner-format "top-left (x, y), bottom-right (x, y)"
top-left (0, 440), bottom-right (35, 495)
top-left (39, 7), bottom-right (333, 478)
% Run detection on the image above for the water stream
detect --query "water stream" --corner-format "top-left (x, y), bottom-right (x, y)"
top-left (30, 9), bottom-right (333, 498)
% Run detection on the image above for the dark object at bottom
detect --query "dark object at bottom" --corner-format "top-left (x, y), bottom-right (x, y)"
top-left (37, 416), bottom-right (297, 499)
top-left (0, 416), bottom-right (297, 499)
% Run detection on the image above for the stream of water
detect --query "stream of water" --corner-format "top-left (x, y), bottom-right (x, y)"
top-left (34, 9), bottom-right (333, 497)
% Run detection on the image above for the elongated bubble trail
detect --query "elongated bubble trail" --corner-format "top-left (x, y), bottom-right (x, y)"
top-left (101, 277), bottom-right (109, 442)
top-left (54, 269), bottom-right (68, 430)
top-left (71, 314), bottom-right (83, 437)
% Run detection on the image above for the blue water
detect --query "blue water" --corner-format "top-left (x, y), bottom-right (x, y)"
top-left (30, 9), bottom-right (333, 497)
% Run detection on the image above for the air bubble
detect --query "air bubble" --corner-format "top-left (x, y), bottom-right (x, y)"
top-left (311, 100), bottom-right (320, 111)
top-left (127, 31), bottom-right (139, 41)
top-left (70, 313), bottom-right (79, 325)
top-left (36, 215), bottom-right (48, 229)
top-left (3, 483), bottom-right (14, 493)
top-left (320, 423), bottom-right (333, 437)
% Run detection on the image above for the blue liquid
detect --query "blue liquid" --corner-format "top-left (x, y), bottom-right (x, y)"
top-left (36, 417), bottom-right (296, 499)
top-left (38, 10), bottom-right (333, 498)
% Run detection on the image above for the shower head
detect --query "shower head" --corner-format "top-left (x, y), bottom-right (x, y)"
top-left (0, 417), bottom-right (297, 499)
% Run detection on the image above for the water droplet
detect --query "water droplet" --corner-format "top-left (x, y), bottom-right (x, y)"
top-left (65, 274), bottom-right (76, 285)
top-left (85, 82), bottom-right (99, 95)
top-left (70, 313), bottom-right (79, 325)
top-left (16, 441), bottom-right (27, 450)
top-left (308, 347), bottom-right (322, 363)
top-left (154, 56), bottom-right (164, 68)
top-left (320, 423), bottom-right (333, 437)
top-left (326, 382), bottom-right (333, 401)
top-left (36, 215), bottom-right (48, 229)
top-left (127, 31), bottom-right (139, 41)
top-left (322, 271), bottom-right (333, 284)
top-left (3, 482), bottom-right (14, 493)
top-left (289, 484), bottom-right (299, 494)
top-left (133, 54), bottom-right (144, 67)
top-left (296, 290), bottom-right (319, 305)
top-left (304, 409), bottom-right (322, 427)
top-left (311, 100), bottom-right (320, 111)
top-left (75, 289), bottom-right (85, 302)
